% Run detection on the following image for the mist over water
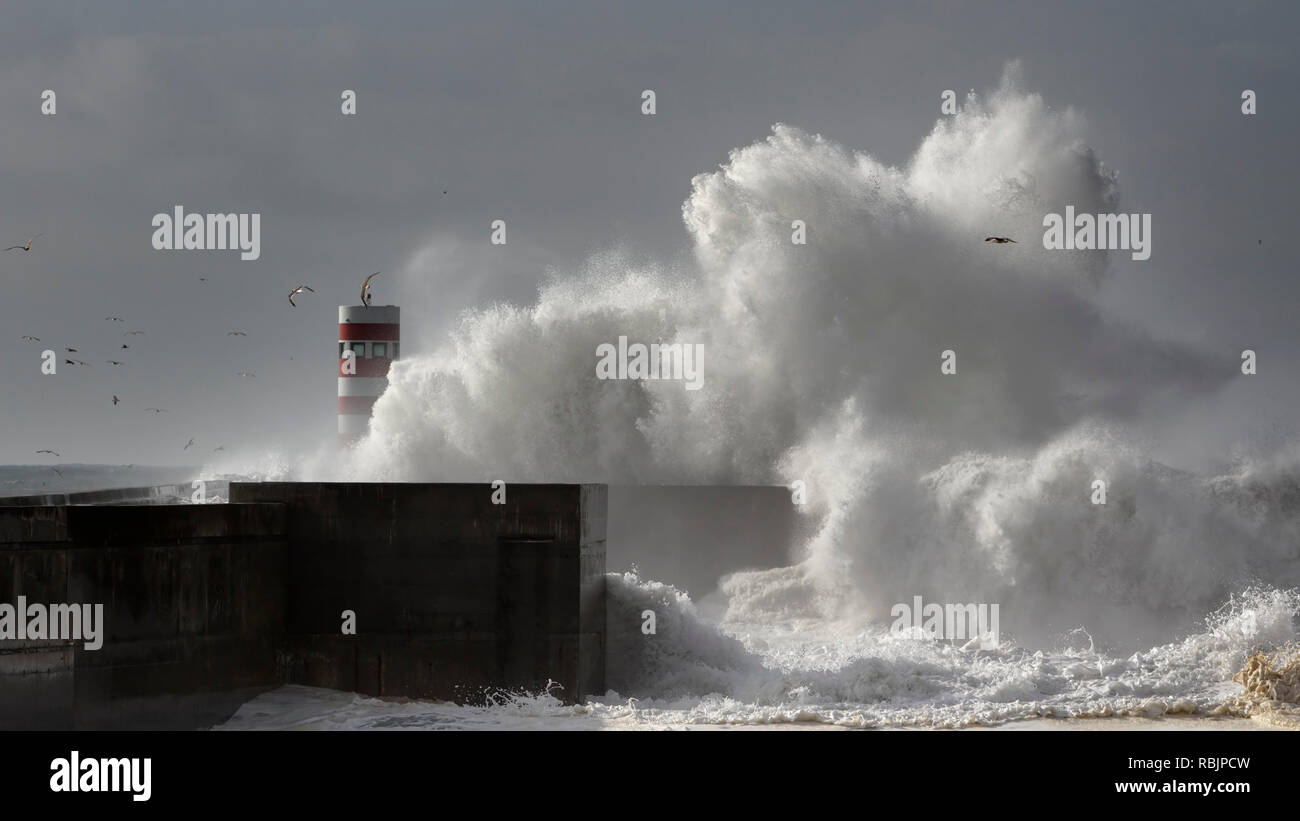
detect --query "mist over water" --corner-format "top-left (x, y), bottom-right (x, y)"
top-left (217, 64), bottom-right (1300, 724)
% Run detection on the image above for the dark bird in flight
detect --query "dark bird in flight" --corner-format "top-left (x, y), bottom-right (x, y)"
top-left (36, 449), bottom-right (59, 456)
top-left (227, 331), bottom-right (247, 336)
top-left (212, 446), bottom-right (225, 453)
top-left (199, 277), bottom-right (208, 282)
top-left (183, 438), bottom-right (195, 451)
top-left (984, 237), bottom-right (1017, 244)
top-left (4, 233), bottom-right (42, 252)
top-left (65, 347), bottom-right (78, 352)
top-left (64, 358), bottom-right (89, 366)
top-left (106, 360), bottom-right (122, 366)
top-left (288, 285), bottom-right (315, 306)
top-left (121, 344), bottom-right (130, 350)
top-left (20, 335), bottom-right (38, 342)
top-left (361, 272), bottom-right (381, 306)
top-left (112, 395), bottom-right (120, 405)
top-left (50, 467), bottom-right (64, 479)
top-left (106, 316), bottom-right (124, 322)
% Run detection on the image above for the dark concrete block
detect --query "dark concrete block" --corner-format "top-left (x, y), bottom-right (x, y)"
top-left (1, 483), bottom-right (609, 726)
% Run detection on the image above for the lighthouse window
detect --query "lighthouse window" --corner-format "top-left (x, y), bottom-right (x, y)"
top-left (338, 342), bottom-right (345, 358)
top-left (351, 342), bottom-right (366, 358)
top-left (373, 342), bottom-right (387, 358)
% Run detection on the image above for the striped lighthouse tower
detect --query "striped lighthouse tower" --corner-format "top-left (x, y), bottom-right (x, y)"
top-left (338, 304), bottom-right (399, 445)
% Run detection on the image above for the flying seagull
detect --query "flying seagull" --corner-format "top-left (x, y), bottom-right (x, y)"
top-left (212, 445), bottom-right (225, 453)
top-left (984, 236), bottom-right (1017, 244)
top-left (288, 285), bottom-right (315, 306)
top-left (183, 438), bottom-right (195, 451)
top-left (4, 233), bottom-right (42, 252)
top-left (36, 449), bottom-right (59, 456)
top-left (20, 335), bottom-right (38, 342)
top-left (227, 331), bottom-right (247, 336)
top-left (361, 272), bottom-right (381, 306)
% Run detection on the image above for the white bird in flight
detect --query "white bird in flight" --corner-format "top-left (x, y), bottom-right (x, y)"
top-left (288, 285), bottom-right (315, 306)
top-left (4, 233), bottom-right (42, 252)
top-left (361, 272), bottom-right (381, 306)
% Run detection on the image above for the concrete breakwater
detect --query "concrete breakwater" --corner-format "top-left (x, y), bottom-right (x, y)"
top-left (0, 481), bottom-right (798, 729)
top-left (0, 483), bottom-right (606, 729)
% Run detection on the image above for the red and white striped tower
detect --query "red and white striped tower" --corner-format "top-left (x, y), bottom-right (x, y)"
top-left (338, 304), bottom-right (399, 445)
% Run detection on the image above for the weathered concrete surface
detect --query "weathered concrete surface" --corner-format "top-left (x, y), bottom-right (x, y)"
top-left (0, 503), bottom-right (287, 729)
top-left (228, 482), bottom-right (606, 705)
top-left (0, 481), bottom-right (616, 727)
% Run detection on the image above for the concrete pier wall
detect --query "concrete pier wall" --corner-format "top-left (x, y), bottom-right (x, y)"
top-left (0, 503), bottom-right (287, 729)
top-left (0, 482), bottom-right (801, 728)
top-left (227, 482), bottom-right (606, 704)
top-left (0, 482), bottom-right (606, 728)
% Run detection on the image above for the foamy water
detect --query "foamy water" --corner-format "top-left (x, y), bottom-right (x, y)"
top-left (219, 576), bottom-right (1298, 730)
top-left (113, 64), bottom-right (1300, 728)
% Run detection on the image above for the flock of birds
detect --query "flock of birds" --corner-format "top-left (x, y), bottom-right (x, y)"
top-left (22, 311), bottom-right (231, 462)
top-left (10, 232), bottom-right (387, 474)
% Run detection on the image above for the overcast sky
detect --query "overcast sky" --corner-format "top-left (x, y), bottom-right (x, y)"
top-left (0, 0), bottom-right (1295, 466)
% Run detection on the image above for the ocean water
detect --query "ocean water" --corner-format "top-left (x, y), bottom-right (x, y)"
top-left (14, 64), bottom-right (1300, 729)
top-left (215, 576), bottom-right (1298, 730)
top-left (273, 65), bottom-right (1300, 728)
top-left (0, 464), bottom-right (196, 497)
